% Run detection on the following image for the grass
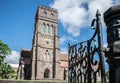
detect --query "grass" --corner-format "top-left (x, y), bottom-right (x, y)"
top-left (0, 79), bottom-right (109, 83)
top-left (0, 79), bottom-right (67, 83)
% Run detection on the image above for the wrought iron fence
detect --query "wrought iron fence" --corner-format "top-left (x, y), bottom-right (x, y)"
top-left (68, 10), bottom-right (106, 83)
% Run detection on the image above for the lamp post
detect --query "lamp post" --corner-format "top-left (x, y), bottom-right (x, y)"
top-left (104, 5), bottom-right (120, 83)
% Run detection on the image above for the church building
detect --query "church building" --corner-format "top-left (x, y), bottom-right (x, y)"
top-left (17, 5), bottom-right (68, 80)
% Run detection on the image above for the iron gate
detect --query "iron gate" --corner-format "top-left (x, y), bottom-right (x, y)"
top-left (68, 10), bottom-right (106, 83)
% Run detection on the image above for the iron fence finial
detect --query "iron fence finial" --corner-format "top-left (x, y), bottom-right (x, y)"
top-left (96, 9), bottom-right (101, 16)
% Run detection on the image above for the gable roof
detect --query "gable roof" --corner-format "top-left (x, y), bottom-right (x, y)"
top-left (20, 49), bottom-right (31, 58)
top-left (60, 54), bottom-right (68, 61)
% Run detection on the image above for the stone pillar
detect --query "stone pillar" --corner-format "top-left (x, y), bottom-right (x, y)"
top-left (104, 5), bottom-right (120, 83)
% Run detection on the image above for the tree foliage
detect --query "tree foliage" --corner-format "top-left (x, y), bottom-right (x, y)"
top-left (0, 40), bottom-right (11, 59)
top-left (0, 40), bottom-right (16, 79)
top-left (0, 62), bottom-right (15, 79)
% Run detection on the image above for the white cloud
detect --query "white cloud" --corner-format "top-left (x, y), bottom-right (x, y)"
top-left (60, 47), bottom-right (68, 54)
top-left (4, 50), bottom-right (20, 64)
top-left (60, 36), bottom-right (77, 45)
top-left (88, 0), bottom-right (113, 23)
top-left (103, 43), bottom-right (108, 48)
top-left (9, 63), bottom-right (19, 68)
top-left (51, 0), bottom-right (88, 37)
top-left (51, 0), bottom-right (118, 37)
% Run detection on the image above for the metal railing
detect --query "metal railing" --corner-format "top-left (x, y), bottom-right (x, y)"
top-left (68, 10), bottom-right (106, 83)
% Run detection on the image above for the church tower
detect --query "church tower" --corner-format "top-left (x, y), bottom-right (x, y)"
top-left (31, 6), bottom-right (61, 80)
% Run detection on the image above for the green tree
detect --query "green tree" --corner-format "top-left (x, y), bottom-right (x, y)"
top-left (0, 40), bottom-right (11, 61)
top-left (0, 62), bottom-right (15, 79)
top-left (0, 40), bottom-right (15, 79)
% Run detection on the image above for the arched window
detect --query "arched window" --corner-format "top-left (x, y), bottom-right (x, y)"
top-left (44, 53), bottom-right (46, 61)
top-left (52, 26), bottom-right (54, 35)
top-left (43, 11), bottom-right (47, 17)
top-left (44, 50), bottom-right (50, 61)
top-left (41, 23), bottom-right (45, 33)
top-left (51, 13), bottom-right (53, 18)
top-left (50, 25), bottom-right (52, 35)
top-left (46, 24), bottom-right (49, 34)
top-left (50, 25), bottom-right (54, 35)
top-left (44, 68), bottom-right (50, 78)
top-left (47, 53), bottom-right (50, 61)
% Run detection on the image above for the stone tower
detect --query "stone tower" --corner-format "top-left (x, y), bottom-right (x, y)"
top-left (31, 6), bottom-right (61, 80)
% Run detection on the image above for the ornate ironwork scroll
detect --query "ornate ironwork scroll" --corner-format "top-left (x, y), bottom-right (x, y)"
top-left (68, 10), bottom-right (106, 83)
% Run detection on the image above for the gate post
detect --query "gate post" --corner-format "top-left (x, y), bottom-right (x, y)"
top-left (104, 5), bottom-right (120, 83)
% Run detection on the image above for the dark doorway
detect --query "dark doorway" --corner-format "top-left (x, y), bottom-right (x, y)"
top-left (44, 68), bottom-right (50, 78)
top-left (64, 69), bottom-right (67, 80)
